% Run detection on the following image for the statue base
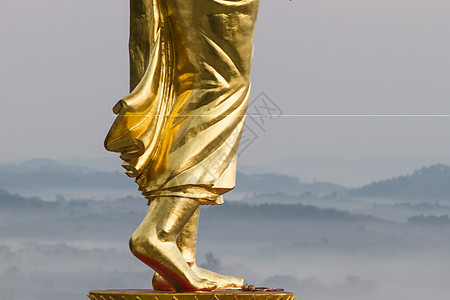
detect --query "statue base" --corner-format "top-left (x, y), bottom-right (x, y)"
top-left (88, 289), bottom-right (296, 300)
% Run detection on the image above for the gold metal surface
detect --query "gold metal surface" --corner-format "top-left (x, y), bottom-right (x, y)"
top-left (88, 290), bottom-right (296, 300)
top-left (104, 0), bottom-right (260, 292)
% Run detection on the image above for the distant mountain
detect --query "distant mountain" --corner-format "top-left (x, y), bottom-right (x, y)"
top-left (0, 158), bottom-right (138, 200)
top-left (0, 189), bottom-right (58, 211)
top-left (58, 156), bottom-right (123, 172)
top-left (349, 164), bottom-right (450, 200)
top-left (234, 172), bottom-right (348, 196)
top-left (2, 159), bottom-right (449, 202)
top-left (0, 158), bottom-right (134, 190)
top-left (407, 214), bottom-right (450, 226)
top-left (0, 158), bottom-right (97, 173)
top-left (0, 159), bottom-right (348, 200)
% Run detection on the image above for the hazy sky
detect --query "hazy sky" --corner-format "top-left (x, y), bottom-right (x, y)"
top-left (1, 0), bottom-right (450, 184)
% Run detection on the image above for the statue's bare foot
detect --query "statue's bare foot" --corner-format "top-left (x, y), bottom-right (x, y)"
top-left (152, 266), bottom-right (244, 291)
top-left (192, 264), bottom-right (244, 290)
top-left (190, 277), bottom-right (218, 291)
top-left (152, 272), bottom-right (217, 291)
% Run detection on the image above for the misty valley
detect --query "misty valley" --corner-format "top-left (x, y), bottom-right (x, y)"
top-left (1, 159), bottom-right (450, 300)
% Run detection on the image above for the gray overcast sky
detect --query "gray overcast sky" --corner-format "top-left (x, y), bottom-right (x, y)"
top-left (1, 0), bottom-right (450, 185)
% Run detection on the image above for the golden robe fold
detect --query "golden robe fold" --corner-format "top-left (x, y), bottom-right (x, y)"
top-left (105, 0), bottom-right (260, 204)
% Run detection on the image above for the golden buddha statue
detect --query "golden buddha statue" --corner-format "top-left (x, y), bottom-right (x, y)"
top-left (105, 0), bottom-right (260, 292)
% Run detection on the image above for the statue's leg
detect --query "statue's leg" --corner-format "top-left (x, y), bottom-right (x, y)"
top-left (152, 206), bottom-right (243, 290)
top-left (129, 197), bottom-right (217, 291)
top-left (152, 206), bottom-right (200, 291)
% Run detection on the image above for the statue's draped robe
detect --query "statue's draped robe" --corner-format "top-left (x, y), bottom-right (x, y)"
top-left (105, 0), bottom-right (259, 204)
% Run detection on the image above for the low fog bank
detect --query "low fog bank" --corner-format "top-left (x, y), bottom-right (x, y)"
top-left (0, 239), bottom-right (449, 300)
top-left (1, 189), bottom-right (450, 300)
top-left (1, 240), bottom-right (449, 300)
top-left (238, 192), bottom-right (450, 223)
